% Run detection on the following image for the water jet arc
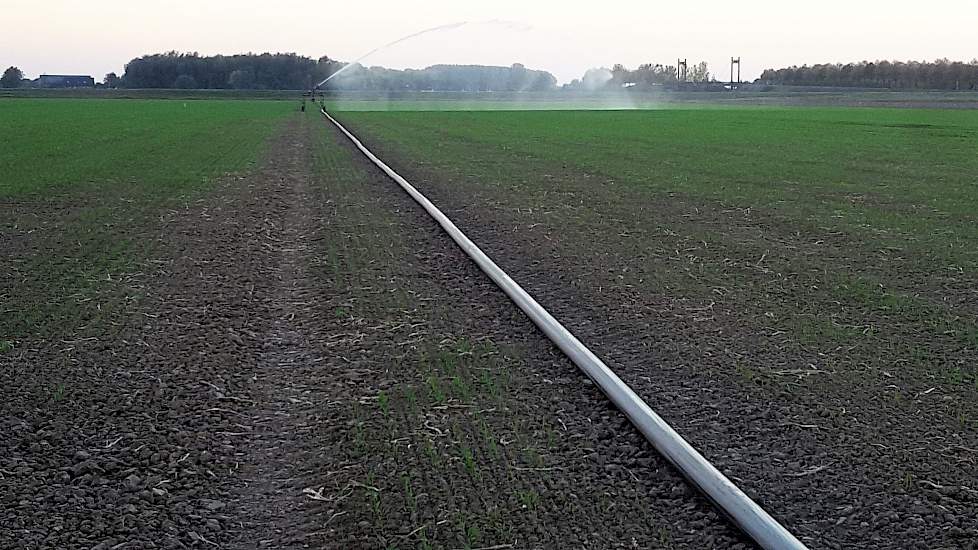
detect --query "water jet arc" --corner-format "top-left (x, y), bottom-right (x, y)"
top-left (320, 107), bottom-right (809, 550)
top-left (317, 21), bottom-right (469, 88)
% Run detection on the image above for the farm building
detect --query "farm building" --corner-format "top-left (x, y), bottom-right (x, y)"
top-left (37, 74), bottom-right (95, 88)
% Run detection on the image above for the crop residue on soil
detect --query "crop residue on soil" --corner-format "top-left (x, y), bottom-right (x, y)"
top-left (1, 113), bottom-right (753, 549)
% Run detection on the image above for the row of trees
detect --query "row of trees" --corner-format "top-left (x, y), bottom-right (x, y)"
top-left (121, 52), bottom-right (342, 89)
top-left (758, 59), bottom-right (978, 90)
top-left (119, 52), bottom-right (557, 91)
top-left (564, 61), bottom-right (712, 90)
top-left (326, 63), bottom-right (556, 91)
top-left (14, 55), bottom-right (978, 91)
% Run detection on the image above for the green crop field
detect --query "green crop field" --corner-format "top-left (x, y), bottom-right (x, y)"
top-left (4, 95), bottom-right (978, 548)
top-left (333, 107), bottom-right (978, 390)
top-left (0, 98), bottom-right (293, 197)
top-left (336, 107), bottom-right (978, 272)
top-left (335, 108), bottom-right (978, 255)
top-left (0, 98), bottom-right (292, 339)
top-left (7, 98), bottom-right (977, 366)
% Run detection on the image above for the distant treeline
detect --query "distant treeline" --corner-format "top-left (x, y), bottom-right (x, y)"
top-left (122, 52), bottom-right (340, 89)
top-left (759, 59), bottom-right (978, 90)
top-left (564, 62), bottom-right (712, 91)
top-left (327, 63), bottom-right (556, 92)
top-left (120, 52), bottom-right (557, 91)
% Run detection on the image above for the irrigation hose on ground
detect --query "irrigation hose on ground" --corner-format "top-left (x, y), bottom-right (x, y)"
top-left (321, 108), bottom-right (809, 550)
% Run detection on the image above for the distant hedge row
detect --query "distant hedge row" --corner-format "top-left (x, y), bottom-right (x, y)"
top-left (759, 59), bottom-right (978, 90)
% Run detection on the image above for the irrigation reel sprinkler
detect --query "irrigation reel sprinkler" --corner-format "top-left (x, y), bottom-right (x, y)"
top-left (300, 85), bottom-right (326, 112)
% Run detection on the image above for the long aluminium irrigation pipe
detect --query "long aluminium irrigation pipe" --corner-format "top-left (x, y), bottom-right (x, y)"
top-left (321, 108), bottom-right (808, 550)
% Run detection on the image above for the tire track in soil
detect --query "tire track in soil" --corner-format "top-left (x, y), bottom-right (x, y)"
top-left (217, 117), bottom-right (331, 547)
top-left (132, 115), bottom-right (335, 549)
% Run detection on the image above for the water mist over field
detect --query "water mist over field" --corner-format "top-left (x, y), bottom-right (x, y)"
top-left (318, 20), bottom-right (534, 88)
top-left (316, 21), bottom-right (655, 111)
top-left (321, 91), bottom-right (655, 111)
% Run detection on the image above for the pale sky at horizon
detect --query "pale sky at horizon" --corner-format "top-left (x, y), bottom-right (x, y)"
top-left (3, 0), bottom-right (977, 84)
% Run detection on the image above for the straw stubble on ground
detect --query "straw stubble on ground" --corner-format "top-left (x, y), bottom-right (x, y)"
top-left (332, 110), bottom-right (978, 550)
top-left (2, 112), bottom-right (753, 549)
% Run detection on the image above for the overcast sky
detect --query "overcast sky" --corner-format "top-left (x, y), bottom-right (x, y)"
top-left (4, 0), bottom-right (977, 83)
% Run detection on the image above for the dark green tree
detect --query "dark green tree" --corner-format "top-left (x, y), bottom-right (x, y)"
top-left (1, 66), bottom-right (24, 88)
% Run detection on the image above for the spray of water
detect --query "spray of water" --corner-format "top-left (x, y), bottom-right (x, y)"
top-left (317, 20), bottom-right (531, 88)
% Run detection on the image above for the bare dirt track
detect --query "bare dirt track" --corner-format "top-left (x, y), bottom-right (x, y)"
top-left (1, 113), bottom-right (764, 549)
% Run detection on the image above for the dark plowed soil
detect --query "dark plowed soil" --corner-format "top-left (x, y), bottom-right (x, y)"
top-left (1, 113), bottom-right (764, 549)
top-left (336, 113), bottom-right (978, 550)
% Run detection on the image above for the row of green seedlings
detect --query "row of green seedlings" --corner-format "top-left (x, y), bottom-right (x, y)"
top-left (311, 133), bottom-right (409, 292)
top-left (309, 142), bottom-right (528, 547)
top-left (312, 164), bottom-right (426, 330)
top-left (315, 127), bottom-right (558, 534)
top-left (345, 339), bottom-right (569, 548)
